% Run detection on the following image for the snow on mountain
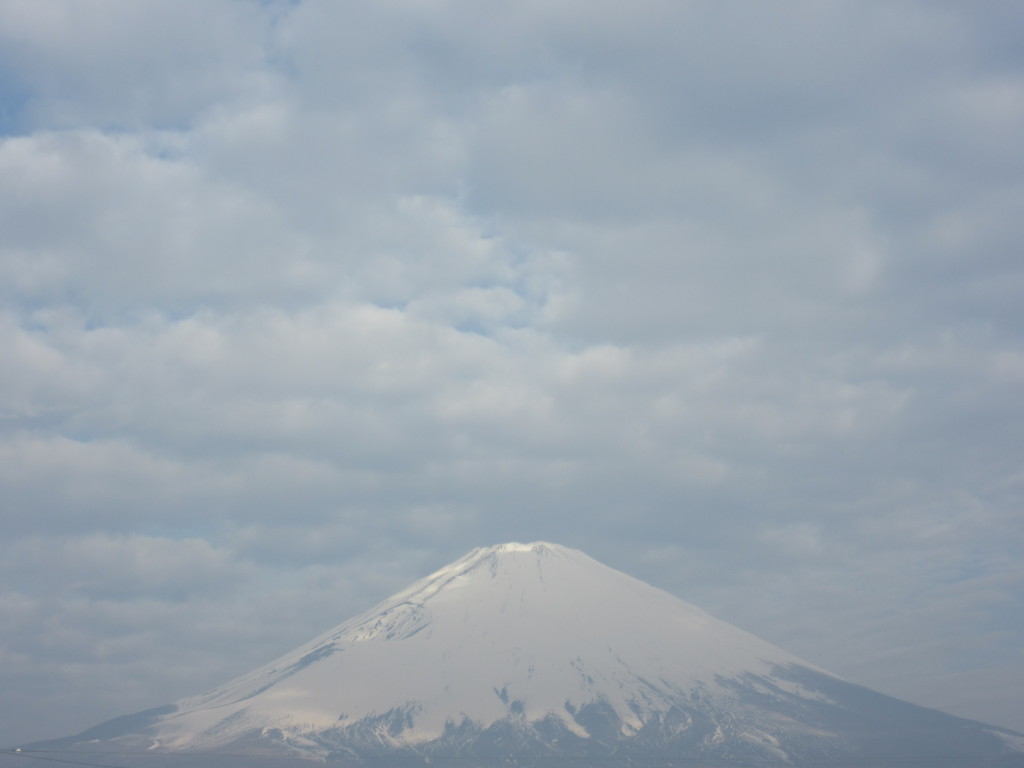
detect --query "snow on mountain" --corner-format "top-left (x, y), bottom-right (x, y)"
top-left (22, 542), bottom-right (1024, 767)
top-left (151, 542), bottom-right (813, 750)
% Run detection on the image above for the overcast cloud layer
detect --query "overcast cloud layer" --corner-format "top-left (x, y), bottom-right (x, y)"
top-left (1, 0), bottom-right (1023, 747)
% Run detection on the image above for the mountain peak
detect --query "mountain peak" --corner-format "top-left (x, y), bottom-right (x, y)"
top-left (447, 540), bottom-right (579, 569)
top-left (480, 540), bottom-right (562, 553)
top-left (442, 540), bottom-right (573, 571)
top-left (133, 541), bottom-right (814, 749)
top-left (29, 543), bottom-right (1024, 768)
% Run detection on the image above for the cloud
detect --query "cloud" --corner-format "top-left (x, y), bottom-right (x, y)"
top-left (2, 534), bottom-right (239, 603)
top-left (0, 0), bottom-right (278, 130)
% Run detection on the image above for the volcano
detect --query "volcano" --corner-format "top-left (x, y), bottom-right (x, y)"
top-left (17, 542), bottom-right (1024, 767)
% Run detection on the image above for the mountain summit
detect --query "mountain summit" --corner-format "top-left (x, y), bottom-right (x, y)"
top-left (22, 542), bottom-right (1024, 767)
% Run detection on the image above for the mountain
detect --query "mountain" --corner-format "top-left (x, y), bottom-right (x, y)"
top-left (15, 542), bottom-right (1024, 767)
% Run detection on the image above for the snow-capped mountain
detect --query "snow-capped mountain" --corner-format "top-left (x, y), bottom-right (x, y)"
top-left (23, 542), bottom-right (1024, 767)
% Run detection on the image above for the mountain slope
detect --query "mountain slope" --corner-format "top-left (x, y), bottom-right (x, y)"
top-left (18, 542), bottom-right (1024, 767)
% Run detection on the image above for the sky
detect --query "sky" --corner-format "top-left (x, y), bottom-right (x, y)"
top-left (1, 0), bottom-right (1023, 748)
